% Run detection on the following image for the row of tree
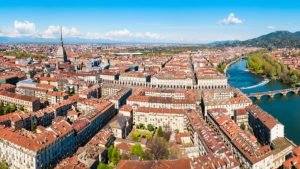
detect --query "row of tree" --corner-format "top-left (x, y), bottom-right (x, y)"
top-left (247, 50), bottom-right (300, 85)
top-left (0, 50), bottom-right (47, 59)
top-left (0, 102), bottom-right (19, 115)
top-left (136, 123), bottom-right (155, 131)
top-left (217, 56), bottom-right (240, 73)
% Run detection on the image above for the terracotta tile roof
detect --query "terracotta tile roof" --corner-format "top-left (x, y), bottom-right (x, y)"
top-left (116, 159), bottom-right (191, 169)
top-left (246, 105), bottom-right (281, 129)
top-left (0, 91), bottom-right (39, 102)
top-left (116, 142), bottom-right (132, 152)
top-left (0, 120), bottom-right (73, 152)
top-left (119, 105), bottom-right (133, 112)
top-left (208, 110), bottom-right (272, 164)
top-left (136, 107), bottom-right (187, 115)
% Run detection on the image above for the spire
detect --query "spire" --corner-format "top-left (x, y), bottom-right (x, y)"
top-left (60, 26), bottom-right (63, 46)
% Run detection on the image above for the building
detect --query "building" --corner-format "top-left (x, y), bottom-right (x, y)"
top-left (0, 83), bottom-right (16, 92)
top-left (100, 70), bottom-right (119, 82)
top-left (203, 88), bottom-right (252, 116)
top-left (16, 86), bottom-right (68, 105)
top-left (207, 109), bottom-right (274, 169)
top-left (271, 137), bottom-right (295, 169)
top-left (127, 88), bottom-right (197, 110)
top-left (108, 87), bottom-right (132, 109)
top-left (118, 71), bottom-right (150, 86)
top-left (0, 111), bottom-right (30, 129)
top-left (108, 114), bottom-right (132, 139)
top-left (0, 91), bottom-right (40, 112)
top-left (133, 106), bottom-right (188, 132)
top-left (283, 147), bottom-right (300, 169)
top-left (246, 105), bottom-right (284, 145)
top-left (151, 70), bottom-right (194, 89)
top-left (116, 159), bottom-right (192, 169)
top-left (56, 28), bottom-right (68, 64)
top-left (185, 109), bottom-right (235, 159)
top-left (234, 108), bottom-right (249, 129)
top-left (72, 99), bottom-right (116, 147)
top-left (79, 84), bottom-right (101, 99)
top-left (190, 155), bottom-right (240, 169)
top-left (0, 120), bottom-right (75, 169)
top-left (196, 67), bottom-right (228, 89)
top-left (0, 74), bottom-right (19, 85)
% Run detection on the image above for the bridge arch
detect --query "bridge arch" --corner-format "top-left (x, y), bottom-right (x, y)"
top-left (273, 93), bottom-right (284, 98)
top-left (286, 90), bottom-right (296, 96)
top-left (249, 96), bottom-right (258, 100)
top-left (259, 94), bottom-right (272, 100)
top-left (247, 87), bottom-right (300, 100)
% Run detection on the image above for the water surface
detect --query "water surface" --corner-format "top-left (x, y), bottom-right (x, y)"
top-left (227, 59), bottom-right (300, 145)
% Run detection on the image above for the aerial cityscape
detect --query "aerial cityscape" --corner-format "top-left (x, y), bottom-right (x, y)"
top-left (1, 0), bottom-right (300, 169)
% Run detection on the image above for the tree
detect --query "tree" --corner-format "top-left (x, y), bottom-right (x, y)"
top-left (137, 123), bottom-right (145, 129)
top-left (10, 104), bottom-right (17, 113)
top-left (291, 74), bottom-right (298, 84)
top-left (97, 162), bottom-right (112, 169)
top-left (240, 123), bottom-right (246, 130)
top-left (132, 131), bottom-right (141, 141)
top-left (130, 143), bottom-right (143, 159)
top-left (19, 106), bottom-right (25, 111)
top-left (148, 137), bottom-right (169, 160)
top-left (0, 162), bottom-right (8, 169)
top-left (143, 149), bottom-right (153, 160)
top-left (147, 124), bottom-right (154, 131)
top-left (0, 102), bottom-right (4, 115)
top-left (107, 145), bottom-right (114, 162)
top-left (163, 131), bottom-right (171, 141)
top-left (3, 106), bottom-right (9, 114)
top-left (111, 147), bottom-right (121, 165)
top-left (157, 126), bottom-right (163, 137)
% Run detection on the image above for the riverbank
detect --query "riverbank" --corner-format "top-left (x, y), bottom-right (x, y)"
top-left (217, 55), bottom-right (247, 73)
top-left (227, 59), bottom-right (300, 145)
top-left (247, 50), bottom-right (300, 86)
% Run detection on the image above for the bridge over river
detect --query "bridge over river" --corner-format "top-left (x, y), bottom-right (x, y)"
top-left (247, 88), bottom-right (300, 99)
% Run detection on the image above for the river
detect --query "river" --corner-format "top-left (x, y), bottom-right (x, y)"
top-left (227, 59), bottom-right (300, 145)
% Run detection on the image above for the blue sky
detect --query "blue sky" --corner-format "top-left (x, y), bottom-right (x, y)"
top-left (1, 0), bottom-right (300, 43)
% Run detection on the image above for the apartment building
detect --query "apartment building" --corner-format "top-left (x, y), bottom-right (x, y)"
top-left (246, 105), bottom-right (284, 145)
top-left (0, 91), bottom-right (40, 112)
top-left (127, 88), bottom-right (197, 110)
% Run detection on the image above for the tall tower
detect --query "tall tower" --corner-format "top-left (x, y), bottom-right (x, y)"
top-left (55, 26), bottom-right (68, 64)
top-left (60, 26), bottom-right (63, 45)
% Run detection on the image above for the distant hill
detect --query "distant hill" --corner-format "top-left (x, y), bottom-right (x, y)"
top-left (219, 31), bottom-right (300, 48)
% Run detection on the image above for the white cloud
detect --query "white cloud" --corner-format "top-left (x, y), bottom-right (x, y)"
top-left (221, 13), bottom-right (243, 25)
top-left (267, 26), bottom-right (276, 30)
top-left (104, 28), bottom-right (161, 40)
top-left (42, 27), bottom-right (161, 41)
top-left (0, 20), bottom-right (162, 41)
top-left (14, 20), bottom-right (36, 35)
top-left (43, 25), bottom-right (81, 38)
top-left (0, 20), bottom-right (36, 37)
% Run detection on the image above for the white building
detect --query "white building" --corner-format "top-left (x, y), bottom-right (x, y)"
top-left (0, 120), bottom-right (75, 169)
top-left (127, 88), bottom-right (197, 110)
top-left (247, 105), bottom-right (285, 145)
top-left (133, 107), bottom-right (187, 132)
top-left (196, 67), bottom-right (228, 89)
